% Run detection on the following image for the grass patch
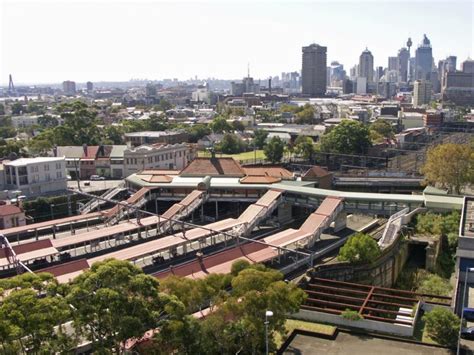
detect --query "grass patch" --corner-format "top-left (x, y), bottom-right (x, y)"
top-left (413, 313), bottom-right (439, 345)
top-left (274, 319), bottom-right (336, 348)
top-left (198, 150), bottom-right (266, 161)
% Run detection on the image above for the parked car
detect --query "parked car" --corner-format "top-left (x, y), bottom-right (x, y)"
top-left (90, 175), bottom-right (105, 181)
top-left (463, 308), bottom-right (474, 322)
top-left (461, 327), bottom-right (474, 340)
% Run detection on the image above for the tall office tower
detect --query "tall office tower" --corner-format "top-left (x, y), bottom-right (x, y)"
top-left (358, 48), bottom-right (374, 83)
top-left (414, 34), bottom-right (433, 81)
top-left (461, 58), bottom-right (474, 73)
top-left (398, 47), bottom-right (410, 82)
top-left (301, 43), bottom-right (327, 97)
top-left (86, 81), bottom-right (93, 92)
top-left (376, 66), bottom-right (384, 82)
top-left (388, 57), bottom-right (399, 71)
top-left (62, 81), bottom-right (76, 96)
top-left (329, 61), bottom-right (346, 87)
top-left (438, 56), bottom-right (457, 91)
top-left (413, 80), bottom-right (432, 107)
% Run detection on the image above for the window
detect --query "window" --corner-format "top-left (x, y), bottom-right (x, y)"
top-left (44, 165), bottom-right (49, 171)
top-left (56, 163), bottom-right (61, 169)
top-left (45, 173), bottom-right (51, 181)
top-left (56, 171), bottom-right (62, 179)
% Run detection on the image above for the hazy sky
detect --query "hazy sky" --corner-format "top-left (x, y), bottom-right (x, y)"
top-left (1, 0), bottom-right (473, 85)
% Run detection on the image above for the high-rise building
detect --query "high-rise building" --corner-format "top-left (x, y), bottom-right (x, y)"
top-left (388, 57), bottom-right (399, 71)
top-left (329, 61), bottom-right (345, 87)
top-left (398, 47), bottom-right (410, 82)
top-left (413, 80), bottom-right (432, 107)
top-left (461, 58), bottom-right (474, 73)
top-left (62, 81), bottom-right (76, 96)
top-left (358, 48), bottom-right (374, 84)
top-left (86, 81), bottom-right (93, 92)
top-left (414, 34), bottom-right (433, 81)
top-left (301, 43), bottom-right (327, 97)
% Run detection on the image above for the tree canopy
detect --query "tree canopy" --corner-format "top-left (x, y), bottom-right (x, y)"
top-left (320, 120), bottom-right (372, 155)
top-left (264, 136), bottom-right (285, 163)
top-left (210, 116), bottom-right (232, 133)
top-left (369, 119), bottom-right (394, 143)
top-left (294, 136), bottom-right (316, 160)
top-left (67, 259), bottom-right (166, 353)
top-left (423, 307), bottom-right (460, 346)
top-left (216, 133), bottom-right (247, 154)
top-left (338, 232), bottom-right (381, 264)
top-left (253, 129), bottom-right (269, 149)
top-left (421, 143), bottom-right (473, 194)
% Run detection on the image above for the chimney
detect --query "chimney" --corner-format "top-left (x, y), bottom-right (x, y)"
top-left (268, 77), bottom-right (272, 94)
top-left (82, 143), bottom-right (88, 157)
top-left (53, 145), bottom-right (58, 157)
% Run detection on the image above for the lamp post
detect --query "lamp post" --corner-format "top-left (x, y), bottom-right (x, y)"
top-left (50, 204), bottom-right (55, 220)
top-left (265, 310), bottom-right (273, 355)
top-left (457, 267), bottom-right (474, 355)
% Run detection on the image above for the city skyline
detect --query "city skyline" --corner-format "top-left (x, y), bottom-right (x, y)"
top-left (1, 0), bottom-right (473, 85)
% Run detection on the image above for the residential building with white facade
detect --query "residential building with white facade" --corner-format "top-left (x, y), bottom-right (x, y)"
top-left (123, 143), bottom-right (196, 177)
top-left (2, 157), bottom-right (67, 197)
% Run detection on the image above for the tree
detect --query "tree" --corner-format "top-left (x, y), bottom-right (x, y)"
top-left (217, 133), bottom-right (246, 154)
top-left (370, 119), bottom-right (394, 142)
top-left (418, 274), bottom-right (452, 297)
top-left (210, 116), bottom-right (232, 133)
top-left (232, 120), bottom-right (245, 132)
top-left (338, 232), bottom-right (381, 264)
top-left (0, 139), bottom-right (26, 159)
top-left (186, 124), bottom-right (211, 143)
top-left (341, 309), bottom-right (362, 321)
top-left (320, 120), bottom-right (372, 155)
top-left (0, 273), bottom-right (72, 353)
top-left (294, 136), bottom-right (315, 160)
top-left (264, 136), bottom-right (285, 163)
top-left (0, 117), bottom-right (15, 139)
top-left (423, 307), bottom-right (460, 346)
top-left (11, 102), bottom-right (24, 115)
top-left (67, 259), bottom-right (165, 353)
top-left (157, 98), bottom-right (173, 112)
top-left (253, 129), bottom-right (269, 149)
top-left (37, 114), bottom-right (59, 128)
top-left (0, 103), bottom-right (5, 115)
top-left (422, 143), bottom-right (473, 194)
top-left (295, 104), bottom-right (315, 124)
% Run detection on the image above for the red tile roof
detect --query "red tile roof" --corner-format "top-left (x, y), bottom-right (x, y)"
top-left (302, 166), bottom-right (331, 179)
top-left (243, 166), bottom-right (293, 179)
top-left (81, 146), bottom-right (99, 158)
top-left (180, 158), bottom-right (245, 177)
top-left (0, 205), bottom-right (22, 217)
top-left (240, 176), bottom-right (281, 184)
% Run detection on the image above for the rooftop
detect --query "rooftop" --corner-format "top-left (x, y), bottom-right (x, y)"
top-left (4, 157), bottom-right (64, 166)
top-left (124, 131), bottom-right (184, 137)
top-left (180, 158), bottom-right (246, 177)
top-left (0, 204), bottom-right (23, 217)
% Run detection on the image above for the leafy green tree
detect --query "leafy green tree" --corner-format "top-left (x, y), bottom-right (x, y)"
top-left (341, 309), bottom-right (362, 321)
top-left (422, 143), bottom-right (473, 194)
top-left (217, 133), bottom-right (246, 154)
top-left (0, 139), bottom-right (26, 159)
top-left (0, 103), bottom-right (5, 115)
top-left (0, 273), bottom-right (72, 353)
top-left (186, 124), bottom-right (211, 143)
top-left (11, 102), bottom-right (24, 115)
top-left (294, 136), bottom-right (315, 160)
top-left (148, 113), bottom-right (168, 131)
top-left (338, 232), bottom-right (381, 264)
top-left (370, 119), bottom-right (394, 143)
top-left (0, 117), bottom-right (15, 139)
top-left (210, 116), bottom-right (232, 133)
top-left (253, 129), bottom-right (269, 149)
top-left (320, 120), bottom-right (372, 154)
top-left (37, 114), bottom-right (59, 128)
top-left (103, 125), bottom-right (125, 145)
top-left (295, 104), bottom-right (315, 124)
top-left (232, 120), bottom-right (246, 132)
top-left (26, 102), bottom-right (45, 115)
top-left (264, 136), bottom-right (285, 163)
top-left (423, 307), bottom-right (460, 346)
top-left (157, 98), bottom-right (173, 112)
top-left (67, 259), bottom-right (165, 353)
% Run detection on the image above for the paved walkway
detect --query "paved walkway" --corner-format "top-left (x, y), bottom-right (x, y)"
top-left (283, 332), bottom-right (450, 355)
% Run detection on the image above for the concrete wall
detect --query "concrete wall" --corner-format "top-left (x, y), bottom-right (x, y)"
top-left (311, 236), bottom-right (409, 287)
top-left (294, 309), bottom-right (415, 337)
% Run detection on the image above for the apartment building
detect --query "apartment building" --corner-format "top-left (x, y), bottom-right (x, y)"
top-left (2, 157), bottom-right (67, 197)
top-left (123, 143), bottom-right (196, 177)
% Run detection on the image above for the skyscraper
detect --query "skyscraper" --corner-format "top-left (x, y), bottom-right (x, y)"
top-left (358, 48), bottom-right (374, 84)
top-left (398, 47), bottom-right (410, 82)
top-left (301, 43), bottom-right (327, 97)
top-left (461, 58), bottom-right (474, 73)
top-left (86, 81), bottom-right (94, 92)
top-left (414, 34), bottom-right (433, 81)
top-left (388, 57), bottom-right (398, 71)
top-left (413, 80), bottom-right (432, 107)
top-left (62, 81), bottom-right (76, 96)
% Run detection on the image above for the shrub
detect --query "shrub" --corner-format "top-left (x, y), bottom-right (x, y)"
top-left (341, 309), bottom-right (362, 321)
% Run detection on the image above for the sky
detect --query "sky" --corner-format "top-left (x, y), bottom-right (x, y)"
top-left (1, 0), bottom-right (473, 85)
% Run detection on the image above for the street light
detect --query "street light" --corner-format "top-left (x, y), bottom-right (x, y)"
top-left (457, 267), bottom-right (474, 355)
top-left (265, 310), bottom-right (273, 355)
